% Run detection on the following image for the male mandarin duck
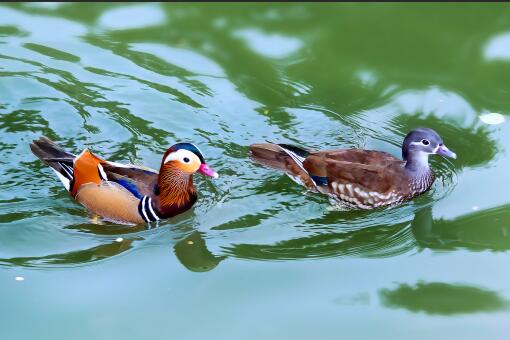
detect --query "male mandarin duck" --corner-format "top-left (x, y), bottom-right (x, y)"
top-left (30, 137), bottom-right (218, 225)
top-left (250, 128), bottom-right (456, 210)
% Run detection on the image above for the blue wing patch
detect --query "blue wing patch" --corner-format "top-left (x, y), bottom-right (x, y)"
top-left (311, 175), bottom-right (328, 186)
top-left (116, 179), bottom-right (143, 199)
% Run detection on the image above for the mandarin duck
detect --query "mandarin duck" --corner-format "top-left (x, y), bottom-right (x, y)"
top-left (250, 128), bottom-right (456, 210)
top-left (30, 137), bottom-right (218, 225)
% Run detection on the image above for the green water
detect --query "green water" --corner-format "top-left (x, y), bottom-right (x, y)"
top-left (1, 3), bottom-right (510, 339)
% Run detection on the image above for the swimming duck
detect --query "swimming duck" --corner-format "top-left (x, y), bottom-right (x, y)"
top-left (30, 137), bottom-right (218, 225)
top-left (249, 128), bottom-right (456, 209)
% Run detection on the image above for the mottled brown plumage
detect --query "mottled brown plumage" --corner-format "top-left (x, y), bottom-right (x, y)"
top-left (250, 128), bottom-right (456, 210)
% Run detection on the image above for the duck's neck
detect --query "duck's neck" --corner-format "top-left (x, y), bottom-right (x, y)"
top-left (404, 152), bottom-right (435, 192)
top-left (404, 151), bottom-right (431, 174)
top-left (156, 168), bottom-right (196, 210)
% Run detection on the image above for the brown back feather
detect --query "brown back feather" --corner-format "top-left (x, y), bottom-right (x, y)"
top-left (304, 150), bottom-right (408, 194)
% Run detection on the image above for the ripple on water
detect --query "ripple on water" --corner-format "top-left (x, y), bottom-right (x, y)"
top-left (0, 4), bottom-right (505, 271)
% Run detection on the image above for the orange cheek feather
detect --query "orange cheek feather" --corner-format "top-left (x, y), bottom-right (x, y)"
top-left (173, 160), bottom-right (200, 173)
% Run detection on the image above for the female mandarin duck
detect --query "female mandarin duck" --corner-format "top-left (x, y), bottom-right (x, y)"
top-left (30, 137), bottom-right (218, 224)
top-left (250, 128), bottom-right (456, 210)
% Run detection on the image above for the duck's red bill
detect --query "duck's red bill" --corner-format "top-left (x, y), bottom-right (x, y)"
top-left (198, 163), bottom-right (219, 179)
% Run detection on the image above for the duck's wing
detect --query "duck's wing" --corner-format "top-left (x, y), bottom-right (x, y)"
top-left (304, 149), bottom-right (403, 187)
top-left (303, 153), bottom-right (409, 208)
top-left (63, 147), bottom-right (158, 199)
top-left (304, 155), bottom-right (396, 190)
top-left (100, 161), bottom-right (159, 199)
top-left (310, 149), bottom-right (399, 166)
top-left (73, 158), bottom-right (160, 224)
top-left (325, 160), bottom-right (399, 192)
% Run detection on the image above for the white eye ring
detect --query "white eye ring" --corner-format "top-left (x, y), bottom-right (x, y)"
top-left (421, 139), bottom-right (430, 146)
top-left (164, 149), bottom-right (197, 164)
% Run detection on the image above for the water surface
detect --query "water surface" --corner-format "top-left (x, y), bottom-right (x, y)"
top-left (1, 3), bottom-right (509, 339)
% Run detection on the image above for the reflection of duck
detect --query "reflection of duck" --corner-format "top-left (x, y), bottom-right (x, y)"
top-left (0, 219), bottom-right (225, 270)
top-left (13, 203), bottom-right (504, 269)
top-left (0, 238), bottom-right (135, 267)
top-left (379, 281), bottom-right (509, 315)
top-left (223, 219), bottom-right (415, 260)
top-left (250, 128), bottom-right (456, 209)
top-left (412, 205), bottom-right (510, 251)
top-left (173, 231), bottom-right (226, 272)
top-left (223, 203), bottom-right (510, 261)
top-left (30, 137), bottom-right (218, 225)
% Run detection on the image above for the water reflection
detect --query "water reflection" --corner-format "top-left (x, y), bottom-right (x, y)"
top-left (0, 238), bottom-right (136, 267)
top-left (224, 219), bottom-right (415, 260)
top-left (222, 203), bottom-right (510, 261)
top-left (129, 43), bottom-right (225, 77)
top-left (233, 28), bottom-right (303, 59)
top-left (484, 32), bottom-right (510, 61)
top-left (412, 205), bottom-right (510, 252)
top-left (14, 224), bottom-right (224, 271)
top-left (65, 220), bottom-right (148, 235)
top-left (0, 2), bottom-right (509, 276)
top-left (0, 227), bottom-right (227, 272)
top-left (1, 4), bottom-right (510, 338)
top-left (173, 231), bottom-right (226, 272)
top-left (2, 200), bottom-right (507, 271)
top-left (97, 4), bottom-right (166, 31)
top-left (379, 281), bottom-right (509, 315)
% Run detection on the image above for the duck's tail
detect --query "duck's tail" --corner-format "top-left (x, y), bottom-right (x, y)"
top-left (249, 142), bottom-right (317, 189)
top-left (30, 136), bottom-right (76, 191)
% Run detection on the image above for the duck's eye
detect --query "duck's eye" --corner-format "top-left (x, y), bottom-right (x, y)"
top-left (183, 157), bottom-right (190, 163)
top-left (421, 139), bottom-right (430, 146)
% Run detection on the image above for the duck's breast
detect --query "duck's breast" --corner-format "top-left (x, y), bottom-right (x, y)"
top-left (75, 181), bottom-right (144, 225)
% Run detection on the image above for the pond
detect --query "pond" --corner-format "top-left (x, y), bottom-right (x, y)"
top-left (0, 3), bottom-right (509, 339)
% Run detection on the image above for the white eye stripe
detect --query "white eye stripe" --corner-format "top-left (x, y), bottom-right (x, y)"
top-left (164, 149), bottom-right (198, 164)
top-left (410, 141), bottom-right (440, 151)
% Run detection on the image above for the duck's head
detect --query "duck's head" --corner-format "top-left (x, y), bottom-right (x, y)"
top-left (160, 143), bottom-right (218, 179)
top-left (402, 128), bottom-right (456, 166)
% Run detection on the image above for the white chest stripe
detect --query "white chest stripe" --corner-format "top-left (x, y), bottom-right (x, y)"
top-left (146, 197), bottom-right (160, 221)
top-left (140, 196), bottom-right (150, 223)
top-left (138, 196), bottom-right (160, 223)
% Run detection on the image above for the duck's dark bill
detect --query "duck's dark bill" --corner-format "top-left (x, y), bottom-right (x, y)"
top-left (436, 145), bottom-right (457, 159)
